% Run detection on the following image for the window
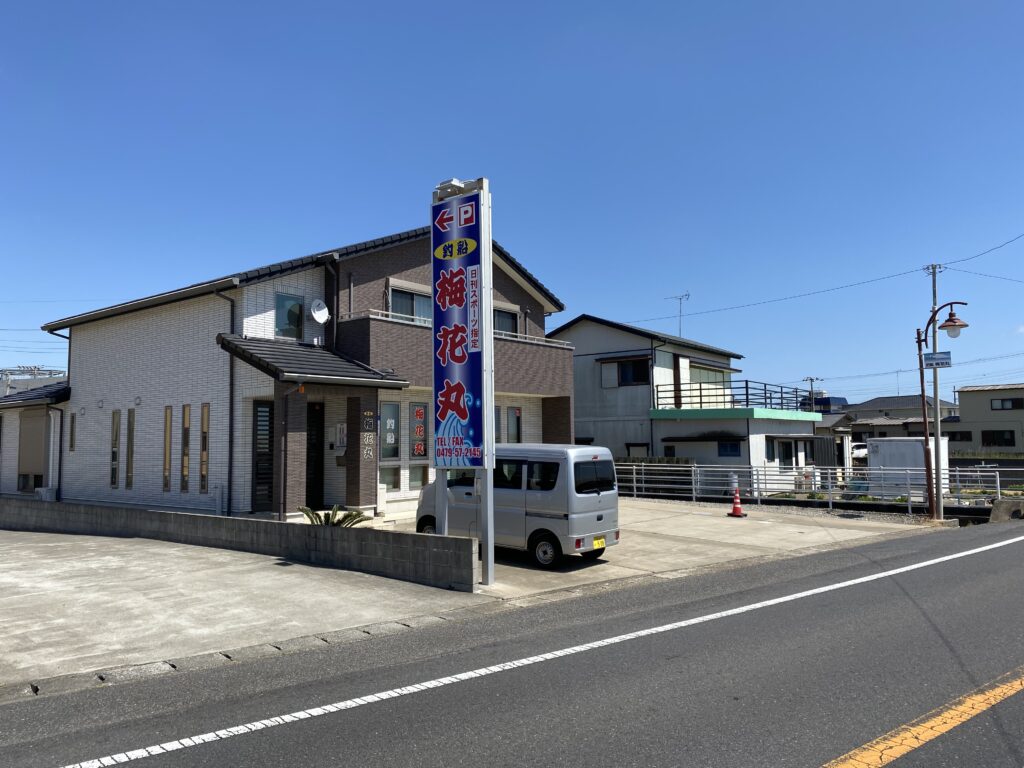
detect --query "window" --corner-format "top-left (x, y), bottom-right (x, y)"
top-left (765, 438), bottom-right (776, 462)
top-left (982, 430), bottom-right (1015, 447)
top-left (943, 430), bottom-right (973, 442)
top-left (495, 459), bottom-right (523, 490)
top-left (181, 404), bottom-right (191, 492)
top-left (618, 359), bottom-right (650, 386)
top-left (664, 446), bottom-right (676, 458)
top-left (494, 406), bottom-right (502, 443)
top-left (110, 410), bottom-right (121, 488)
top-left (447, 469), bottom-right (475, 487)
top-left (574, 460), bottom-right (616, 494)
top-left (409, 465), bottom-right (429, 490)
top-left (200, 403), bottom-right (210, 494)
top-left (18, 474), bottom-right (43, 492)
top-left (691, 366), bottom-right (728, 384)
top-left (379, 402), bottom-right (400, 460)
top-left (68, 412), bottom-right (75, 452)
top-left (507, 406), bottom-right (522, 443)
top-left (163, 406), bottom-right (172, 492)
top-left (718, 441), bottom-right (741, 457)
top-left (125, 408), bottom-right (135, 490)
top-left (778, 440), bottom-right (795, 468)
top-left (391, 289), bottom-right (431, 324)
top-left (494, 309), bottom-right (518, 334)
top-left (275, 293), bottom-right (303, 339)
top-left (991, 398), bottom-right (1024, 410)
top-left (527, 461), bottom-right (559, 491)
top-left (379, 466), bottom-right (401, 491)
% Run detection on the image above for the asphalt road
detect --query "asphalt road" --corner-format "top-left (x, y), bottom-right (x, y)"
top-left (3, 524), bottom-right (1024, 767)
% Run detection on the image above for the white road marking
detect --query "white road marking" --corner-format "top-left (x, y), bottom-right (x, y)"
top-left (59, 533), bottom-right (1024, 768)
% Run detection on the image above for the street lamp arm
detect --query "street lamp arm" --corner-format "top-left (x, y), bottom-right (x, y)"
top-left (924, 301), bottom-right (967, 337)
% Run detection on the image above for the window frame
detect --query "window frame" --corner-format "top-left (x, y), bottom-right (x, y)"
top-left (390, 288), bottom-right (432, 325)
top-left (717, 440), bottom-right (741, 458)
top-left (163, 406), bottom-right (172, 492)
top-left (991, 398), bottom-right (1024, 411)
top-left (494, 309), bottom-right (519, 335)
top-left (181, 404), bottom-right (191, 493)
top-left (274, 293), bottom-right (304, 340)
top-left (110, 409), bottom-right (121, 488)
top-left (125, 408), bottom-right (135, 490)
top-left (200, 403), bottom-right (210, 494)
top-left (981, 429), bottom-right (1016, 447)
top-left (617, 359), bottom-right (650, 386)
top-left (507, 406), bottom-right (522, 444)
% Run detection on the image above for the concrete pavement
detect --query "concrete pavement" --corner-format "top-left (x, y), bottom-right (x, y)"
top-left (0, 498), bottom-right (941, 691)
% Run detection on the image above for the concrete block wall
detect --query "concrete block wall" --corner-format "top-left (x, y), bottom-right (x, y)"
top-left (0, 497), bottom-right (480, 592)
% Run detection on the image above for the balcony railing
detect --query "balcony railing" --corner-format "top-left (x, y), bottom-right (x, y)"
top-left (337, 309), bottom-right (573, 349)
top-left (655, 380), bottom-right (812, 411)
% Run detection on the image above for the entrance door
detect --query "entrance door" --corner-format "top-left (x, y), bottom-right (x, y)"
top-left (306, 402), bottom-right (325, 510)
top-left (251, 401), bottom-right (274, 512)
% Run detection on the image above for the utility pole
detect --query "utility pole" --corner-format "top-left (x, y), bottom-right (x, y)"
top-left (666, 292), bottom-right (690, 337)
top-left (803, 376), bottom-right (823, 412)
top-left (927, 263), bottom-right (945, 520)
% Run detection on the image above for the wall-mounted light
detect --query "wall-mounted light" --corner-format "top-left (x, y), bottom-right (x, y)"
top-left (97, 399), bottom-right (104, 409)
top-left (78, 407), bottom-right (85, 416)
top-left (134, 396), bottom-right (142, 406)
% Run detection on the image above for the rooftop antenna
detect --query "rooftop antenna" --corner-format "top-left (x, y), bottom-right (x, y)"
top-left (666, 292), bottom-right (690, 337)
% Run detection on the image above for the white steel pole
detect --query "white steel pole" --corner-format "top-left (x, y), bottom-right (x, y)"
top-left (478, 178), bottom-right (495, 586)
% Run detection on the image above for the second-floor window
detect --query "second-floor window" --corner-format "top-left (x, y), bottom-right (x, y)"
top-left (494, 309), bottom-right (518, 334)
top-left (991, 398), bottom-right (1024, 410)
top-left (618, 359), bottom-right (650, 386)
top-left (275, 293), bottom-right (303, 340)
top-left (391, 289), bottom-right (431, 324)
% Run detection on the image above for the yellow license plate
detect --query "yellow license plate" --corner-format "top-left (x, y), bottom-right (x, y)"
top-left (593, 537), bottom-right (605, 549)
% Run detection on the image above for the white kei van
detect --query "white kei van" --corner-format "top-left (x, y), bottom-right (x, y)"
top-left (416, 444), bottom-right (620, 569)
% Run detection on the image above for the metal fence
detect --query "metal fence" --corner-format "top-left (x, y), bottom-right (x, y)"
top-left (654, 380), bottom-right (811, 411)
top-left (614, 462), bottom-right (1024, 513)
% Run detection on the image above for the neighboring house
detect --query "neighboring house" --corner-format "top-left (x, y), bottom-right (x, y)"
top-left (842, 395), bottom-right (958, 442)
top-left (546, 315), bottom-right (824, 470)
top-left (1, 372), bottom-right (66, 397)
top-left (0, 381), bottom-right (69, 496)
top-left (944, 384), bottom-right (1024, 456)
top-left (0, 227), bottom-right (572, 519)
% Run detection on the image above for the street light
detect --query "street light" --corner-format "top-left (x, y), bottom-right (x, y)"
top-left (916, 302), bottom-right (968, 520)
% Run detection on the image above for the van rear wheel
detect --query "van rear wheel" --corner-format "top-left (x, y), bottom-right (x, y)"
top-left (580, 547), bottom-right (605, 561)
top-left (417, 516), bottom-right (436, 534)
top-left (530, 533), bottom-right (562, 569)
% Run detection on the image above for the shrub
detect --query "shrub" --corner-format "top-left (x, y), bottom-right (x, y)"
top-left (299, 504), bottom-right (370, 527)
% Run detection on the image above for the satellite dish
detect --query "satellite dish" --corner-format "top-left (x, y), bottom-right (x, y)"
top-left (310, 299), bottom-right (330, 325)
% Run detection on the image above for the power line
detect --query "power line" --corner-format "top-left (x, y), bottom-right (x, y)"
top-left (627, 268), bottom-right (920, 324)
top-left (945, 231), bottom-right (1024, 265)
top-left (945, 266), bottom-right (1024, 285)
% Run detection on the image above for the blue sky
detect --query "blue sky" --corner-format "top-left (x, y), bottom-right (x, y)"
top-left (2, 1), bottom-right (1021, 402)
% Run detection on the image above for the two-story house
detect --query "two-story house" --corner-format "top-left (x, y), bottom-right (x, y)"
top-left (547, 315), bottom-right (824, 471)
top-left (0, 227), bottom-right (573, 520)
top-left (946, 384), bottom-right (1024, 456)
top-left (842, 395), bottom-right (959, 442)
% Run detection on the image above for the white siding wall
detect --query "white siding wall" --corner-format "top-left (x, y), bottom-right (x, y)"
top-left (241, 268), bottom-right (326, 344)
top-left (0, 410), bottom-right (20, 494)
top-left (62, 293), bottom-right (234, 511)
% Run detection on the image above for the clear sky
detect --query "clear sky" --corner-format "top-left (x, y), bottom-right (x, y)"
top-left (2, 1), bottom-right (1021, 403)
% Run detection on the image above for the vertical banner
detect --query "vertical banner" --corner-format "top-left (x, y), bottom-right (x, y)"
top-left (431, 188), bottom-right (492, 468)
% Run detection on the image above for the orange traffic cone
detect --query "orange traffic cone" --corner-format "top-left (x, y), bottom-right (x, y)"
top-left (728, 486), bottom-right (747, 518)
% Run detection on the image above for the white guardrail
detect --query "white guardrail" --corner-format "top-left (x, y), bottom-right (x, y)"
top-left (613, 463), bottom-right (1023, 513)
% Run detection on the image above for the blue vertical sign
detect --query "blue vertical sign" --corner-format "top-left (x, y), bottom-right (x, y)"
top-left (432, 191), bottom-right (485, 467)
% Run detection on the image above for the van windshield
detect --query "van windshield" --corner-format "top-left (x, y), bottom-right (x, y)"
top-left (574, 460), bottom-right (616, 494)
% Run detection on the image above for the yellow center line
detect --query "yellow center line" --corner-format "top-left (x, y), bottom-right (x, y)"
top-left (823, 665), bottom-right (1024, 767)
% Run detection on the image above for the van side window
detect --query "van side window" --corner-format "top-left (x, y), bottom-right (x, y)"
top-left (447, 469), bottom-right (475, 487)
top-left (494, 460), bottom-right (523, 490)
top-left (574, 460), bottom-right (617, 494)
top-left (527, 461), bottom-right (559, 491)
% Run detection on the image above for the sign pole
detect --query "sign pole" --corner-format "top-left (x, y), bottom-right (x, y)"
top-left (430, 177), bottom-right (495, 585)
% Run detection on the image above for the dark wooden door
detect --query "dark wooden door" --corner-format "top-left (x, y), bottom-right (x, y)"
top-left (306, 402), bottom-right (325, 510)
top-left (251, 401), bottom-right (274, 513)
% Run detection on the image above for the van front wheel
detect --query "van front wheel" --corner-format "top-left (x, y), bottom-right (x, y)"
top-left (530, 533), bottom-right (562, 569)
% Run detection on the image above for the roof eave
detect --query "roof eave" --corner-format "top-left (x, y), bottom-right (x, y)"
top-left (43, 277), bottom-right (241, 332)
top-left (278, 372), bottom-right (408, 388)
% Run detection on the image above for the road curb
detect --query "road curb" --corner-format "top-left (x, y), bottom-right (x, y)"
top-left (0, 523), bottom-right (954, 707)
